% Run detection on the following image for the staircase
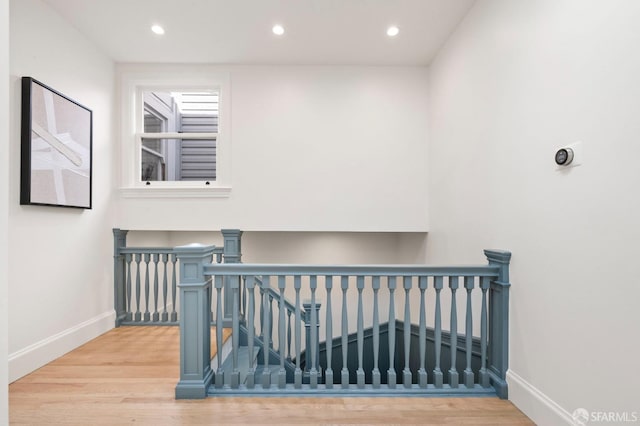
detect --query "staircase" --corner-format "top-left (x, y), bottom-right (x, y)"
top-left (209, 325), bottom-right (296, 395)
top-left (112, 230), bottom-right (512, 399)
top-left (175, 248), bottom-right (511, 398)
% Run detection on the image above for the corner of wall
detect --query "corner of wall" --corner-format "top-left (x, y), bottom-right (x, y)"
top-left (1, 0), bottom-right (10, 420)
top-left (8, 311), bottom-right (115, 382)
top-left (507, 371), bottom-right (573, 425)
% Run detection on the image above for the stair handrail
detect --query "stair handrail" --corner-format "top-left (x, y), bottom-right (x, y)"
top-left (257, 278), bottom-right (296, 314)
top-left (254, 276), bottom-right (307, 365)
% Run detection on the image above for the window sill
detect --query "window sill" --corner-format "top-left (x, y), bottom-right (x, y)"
top-left (120, 186), bottom-right (232, 199)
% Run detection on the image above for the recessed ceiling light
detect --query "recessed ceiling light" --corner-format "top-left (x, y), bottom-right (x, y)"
top-left (272, 24), bottom-right (285, 36)
top-left (151, 24), bottom-right (165, 35)
top-left (387, 26), bottom-right (400, 37)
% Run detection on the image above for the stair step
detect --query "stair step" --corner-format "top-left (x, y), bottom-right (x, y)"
top-left (253, 364), bottom-right (284, 384)
top-left (220, 346), bottom-right (260, 384)
top-left (210, 333), bottom-right (233, 369)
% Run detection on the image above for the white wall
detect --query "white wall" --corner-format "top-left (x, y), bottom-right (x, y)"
top-left (117, 65), bottom-right (429, 232)
top-left (152, 231), bottom-right (423, 264)
top-left (427, 0), bottom-right (640, 424)
top-left (8, 0), bottom-right (116, 381)
top-left (1, 0), bottom-right (10, 419)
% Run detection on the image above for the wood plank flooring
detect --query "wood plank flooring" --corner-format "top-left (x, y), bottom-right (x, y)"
top-left (9, 326), bottom-right (533, 425)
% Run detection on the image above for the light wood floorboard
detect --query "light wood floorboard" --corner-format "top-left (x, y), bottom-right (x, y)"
top-left (9, 326), bottom-right (533, 425)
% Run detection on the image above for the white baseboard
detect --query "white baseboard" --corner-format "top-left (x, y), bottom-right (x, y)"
top-left (508, 369), bottom-right (574, 425)
top-left (8, 310), bottom-right (115, 382)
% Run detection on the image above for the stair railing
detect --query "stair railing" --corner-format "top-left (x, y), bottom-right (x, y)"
top-left (113, 229), bottom-right (240, 327)
top-left (174, 247), bottom-right (512, 399)
top-left (254, 277), bottom-right (319, 375)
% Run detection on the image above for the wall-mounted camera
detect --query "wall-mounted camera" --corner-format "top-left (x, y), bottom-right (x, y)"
top-left (555, 147), bottom-right (574, 166)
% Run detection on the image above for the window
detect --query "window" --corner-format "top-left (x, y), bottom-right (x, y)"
top-left (140, 91), bottom-right (218, 182)
top-left (119, 69), bottom-right (231, 197)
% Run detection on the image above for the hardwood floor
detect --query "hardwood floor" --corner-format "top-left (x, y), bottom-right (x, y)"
top-left (9, 326), bottom-right (533, 425)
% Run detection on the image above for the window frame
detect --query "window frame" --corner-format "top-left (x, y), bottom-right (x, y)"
top-left (119, 70), bottom-right (231, 198)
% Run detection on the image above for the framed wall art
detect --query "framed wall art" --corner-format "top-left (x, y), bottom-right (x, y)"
top-left (20, 77), bottom-right (93, 209)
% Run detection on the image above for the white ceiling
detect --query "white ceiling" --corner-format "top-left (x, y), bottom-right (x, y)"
top-left (41, 0), bottom-right (475, 65)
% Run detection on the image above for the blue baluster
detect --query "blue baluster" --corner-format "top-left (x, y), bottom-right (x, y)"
top-left (356, 276), bottom-right (365, 389)
top-left (403, 276), bottom-right (412, 388)
top-left (449, 276), bottom-right (459, 387)
top-left (143, 253), bottom-right (151, 322)
top-left (241, 276), bottom-right (246, 320)
top-left (170, 254), bottom-right (177, 323)
top-left (464, 276), bottom-right (475, 388)
top-left (231, 275), bottom-right (240, 389)
top-left (125, 254), bottom-right (132, 322)
top-left (433, 276), bottom-right (443, 388)
top-left (294, 276), bottom-right (302, 388)
top-left (259, 288), bottom-right (265, 340)
top-left (246, 276), bottom-right (256, 389)
top-left (310, 275), bottom-right (319, 388)
top-left (341, 276), bottom-right (349, 388)
top-left (325, 275), bottom-right (333, 388)
top-left (268, 294), bottom-right (274, 349)
top-left (479, 276), bottom-right (490, 387)
top-left (215, 275), bottom-right (224, 389)
top-left (372, 276), bottom-right (381, 389)
top-left (134, 253), bottom-right (141, 322)
top-left (418, 276), bottom-right (428, 388)
top-left (161, 254), bottom-right (168, 322)
top-left (152, 253), bottom-right (159, 322)
top-left (287, 310), bottom-right (292, 362)
top-left (278, 276), bottom-right (286, 388)
top-left (388, 276), bottom-right (397, 389)
top-left (262, 276), bottom-right (271, 389)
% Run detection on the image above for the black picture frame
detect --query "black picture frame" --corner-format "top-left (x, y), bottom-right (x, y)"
top-left (20, 77), bottom-right (93, 209)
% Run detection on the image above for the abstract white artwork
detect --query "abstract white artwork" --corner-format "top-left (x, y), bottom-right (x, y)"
top-left (21, 77), bottom-right (92, 209)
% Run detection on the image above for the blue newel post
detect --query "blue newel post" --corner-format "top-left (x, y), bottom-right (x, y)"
top-left (113, 228), bottom-right (128, 327)
top-left (222, 229), bottom-right (243, 327)
top-left (174, 243), bottom-right (217, 399)
top-left (484, 249), bottom-right (512, 399)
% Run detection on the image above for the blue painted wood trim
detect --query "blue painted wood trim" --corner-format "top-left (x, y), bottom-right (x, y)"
top-left (174, 244), bottom-right (218, 399)
top-left (222, 229), bottom-right (243, 325)
top-left (207, 383), bottom-right (497, 397)
top-left (221, 229), bottom-right (243, 263)
top-left (113, 228), bottom-right (128, 327)
top-left (119, 246), bottom-right (224, 255)
top-left (484, 250), bottom-right (511, 399)
top-left (204, 264), bottom-right (500, 277)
